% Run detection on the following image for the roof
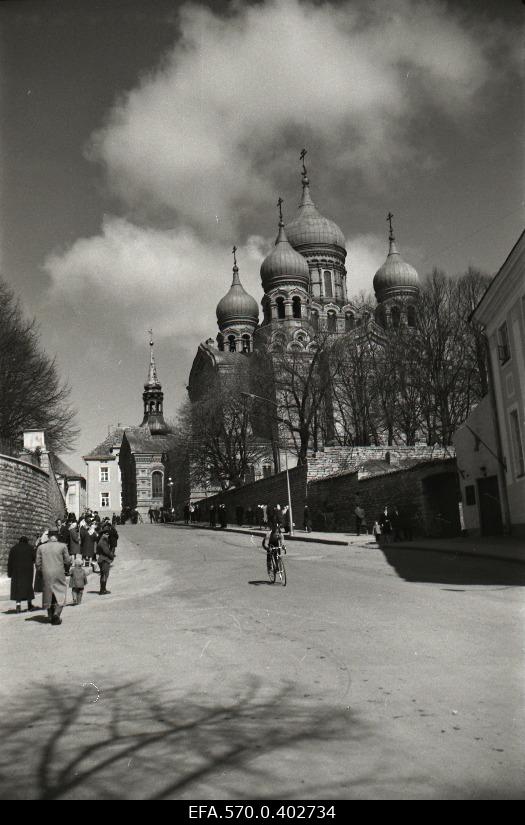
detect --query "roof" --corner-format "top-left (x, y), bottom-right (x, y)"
top-left (123, 427), bottom-right (178, 455)
top-left (471, 228), bottom-right (525, 326)
top-left (260, 222), bottom-right (310, 292)
top-left (50, 453), bottom-right (85, 480)
top-left (285, 176), bottom-right (346, 252)
top-left (216, 265), bottom-right (259, 329)
top-left (83, 428), bottom-right (126, 460)
top-left (373, 239), bottom-right (419, 302)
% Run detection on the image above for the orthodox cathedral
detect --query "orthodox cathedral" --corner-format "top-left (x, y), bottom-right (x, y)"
top-left (188, 152), bottom-right (420, 429)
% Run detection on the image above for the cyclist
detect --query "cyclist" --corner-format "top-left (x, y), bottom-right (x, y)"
top-left (262, 523), bottom-right (286, 576)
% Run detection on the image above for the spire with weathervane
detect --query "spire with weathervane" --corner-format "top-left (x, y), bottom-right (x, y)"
top-left (140, 330), bottom-right (171, 434)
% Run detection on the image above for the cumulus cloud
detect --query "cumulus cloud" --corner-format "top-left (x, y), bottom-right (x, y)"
top-left (85, 0), bottom-right (511, 235)
top-left (43, 216), bottom-right (268, 343)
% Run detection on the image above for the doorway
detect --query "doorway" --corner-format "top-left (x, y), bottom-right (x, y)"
top-left (477, 475), bottom-right (503, 536)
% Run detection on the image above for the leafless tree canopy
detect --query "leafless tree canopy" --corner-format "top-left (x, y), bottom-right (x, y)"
top-left (0, 278), bottom-right (78, 454)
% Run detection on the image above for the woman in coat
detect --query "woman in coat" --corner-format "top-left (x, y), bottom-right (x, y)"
top-left (35, 532), bottom-right (71, 625)
top-left (7, 537), bottom-right (36, 612)
top-left (80, 521), bottom-right (98, 566)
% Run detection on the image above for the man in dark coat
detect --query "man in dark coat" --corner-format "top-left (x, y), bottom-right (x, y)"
top-left (8, 537), bottom-right (36, 612)
top-left (209, 504), bottom-right (216, 528)
top-left (97, 529), bottom-right (115, 595)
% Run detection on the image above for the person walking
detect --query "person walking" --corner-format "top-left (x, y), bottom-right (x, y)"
top-left (303, 504), bottom-right (311, 533)
top-left (7, 536), bottom-right (36, 613)
top-left (354, 503), bottom-right (365, 536)
top-left (96, 528), bottom-right (115, 596)
top-left (81, 519), bottom-right (99, 567)
top-left (35, 530), bottom-right (71, 625)
top-left (184, 502), bottom-right (190, 524)
top-left (68, 521), bottom-right (81, 560)
top-left (379, 506), bottom-right (392, 544)
top-left (209, 504), bottom-right (216, 528)
top-left (70, 557), bottom-right (88, 604)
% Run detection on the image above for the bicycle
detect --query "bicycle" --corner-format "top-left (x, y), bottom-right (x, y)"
top-left (267, 546), bottom-right (287, 586)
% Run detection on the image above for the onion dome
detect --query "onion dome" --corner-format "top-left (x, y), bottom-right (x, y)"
top-left (285, 163), bottom-right (346, 252)
top-left (260, 200), bottom-right (310, 293)
top-left (216, 252), bottom-right (259, 331)
top-left (373, 215), bottom-right (419, 303)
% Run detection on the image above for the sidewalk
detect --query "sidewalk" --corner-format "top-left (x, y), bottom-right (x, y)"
top-left (166, 521), bottom-right (525, 564)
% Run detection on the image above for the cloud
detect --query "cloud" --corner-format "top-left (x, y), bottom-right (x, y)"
top-left (86, 0), bottom-right (513, 236)
top-left (43, 215), bottom-right (268, 344)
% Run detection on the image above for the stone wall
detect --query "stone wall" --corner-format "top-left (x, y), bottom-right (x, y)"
top-left (0, 453), bottom-right (66, 571)
top-left (307, 458), bottom-right (460, 537)
top-left (306, 445), bottom-right (455, 481)
top-left (191, 464), bottom-right (308, 528)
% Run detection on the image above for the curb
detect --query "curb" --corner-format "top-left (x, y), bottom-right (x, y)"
top-left (160, 522), bottom-right (350, 546)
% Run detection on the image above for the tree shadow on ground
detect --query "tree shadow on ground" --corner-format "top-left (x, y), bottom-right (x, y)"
top-left (380, 546), bottom-right (525, 586)
top-left (0, 679), bottom-right (364, 800)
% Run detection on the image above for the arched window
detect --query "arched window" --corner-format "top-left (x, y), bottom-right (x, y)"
top-left (311, 310), bottom-right (319, 332)
top-left (241, 335), bottom-right (251, 353)
top-left (345, 313), bottom-right (355, 332)
top-left (391, 306), bottom-right (401, 328)
top-left (292, 297), bottom-right (301, 319)
top-left (323, 271), bottom-right (333, 298)
top-left (407, 305), bottom-right (416, 327)
top-left (150, 401), bottom-right (156, 413)
top-left (152, 471), bottom-right (163, 497)
top-left (276, 297), bottom-right (286, 319)
top-left (228, 335), bottom-right (236, 352)
top-left (377, 308), bottom-right (386, 328)
top-left (327, 311), bottom-right (337, 333)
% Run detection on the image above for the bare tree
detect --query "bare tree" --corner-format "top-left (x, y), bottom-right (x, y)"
top-left (0, 279), bottom-right (78, 453)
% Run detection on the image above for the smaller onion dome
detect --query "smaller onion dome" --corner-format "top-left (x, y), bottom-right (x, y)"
top-left (373, 217), bottom-right (419, 303)
top-left (261, 206), bottom-right (310, 293)
top-left (216, 254), bottom-right (259, 331)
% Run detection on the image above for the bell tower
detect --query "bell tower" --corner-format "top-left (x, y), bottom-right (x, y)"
top-left (140, 331), bottom-right (171, 434)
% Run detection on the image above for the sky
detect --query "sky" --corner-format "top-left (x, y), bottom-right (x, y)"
top-left (0, 0), bottom-right (523, 473)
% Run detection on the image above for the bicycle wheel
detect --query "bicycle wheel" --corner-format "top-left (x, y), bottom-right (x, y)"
top-left (267, 557), bottom-right (276, 583)
top-left (277, 556), bottom-right (287, 587)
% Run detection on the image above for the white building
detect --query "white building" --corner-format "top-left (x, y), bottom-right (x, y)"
top-left (454, 230), bottom-right (525, 536)
top-left (83, 427), bottom-right (126, 518)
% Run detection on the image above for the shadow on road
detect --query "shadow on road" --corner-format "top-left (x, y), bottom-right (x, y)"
top-left (0, 679), bottom-right (363, 800)
top-left (248, 580), bottom-right (275, 586)
top-left (380, 546), bottom-right (525, 586)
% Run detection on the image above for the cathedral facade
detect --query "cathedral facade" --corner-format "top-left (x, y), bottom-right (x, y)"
top-left (188, 154), bottom-right (421, 481)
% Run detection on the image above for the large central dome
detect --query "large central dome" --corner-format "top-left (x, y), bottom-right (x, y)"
top-left (285, 174), bottom-right (346, 252)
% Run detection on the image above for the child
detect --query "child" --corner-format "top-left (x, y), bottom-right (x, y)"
top-left (373, 520), bottom-right (382, 544)
top-left (70, 557), bottom-right (88, 604)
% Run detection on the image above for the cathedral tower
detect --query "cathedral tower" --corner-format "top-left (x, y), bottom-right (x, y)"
top-left (216, 247), bottom-right (259, 353)
top-left (285, 150), bottom-right (348, 333)
top-left (373, 213), bottom-right (420, 328)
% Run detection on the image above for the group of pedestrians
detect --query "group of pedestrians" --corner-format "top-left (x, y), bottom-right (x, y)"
top-left (7, 510), bottom-right (119, 626)
top-left (354, 503), bottom-right (413, 544)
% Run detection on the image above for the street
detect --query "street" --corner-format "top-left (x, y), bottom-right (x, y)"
top-left (0, 525), bottom-right (524, 800)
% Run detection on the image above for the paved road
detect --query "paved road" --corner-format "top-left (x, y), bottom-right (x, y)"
top-left (0, 525), bottom-right (523, 800)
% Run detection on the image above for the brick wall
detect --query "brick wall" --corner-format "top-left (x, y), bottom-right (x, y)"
top-left (192, 464), bottom-right (308, 528)
top-left (307, 458), bottom-right (460, 537)
top-left (0, 453), bottom-right (66, 571)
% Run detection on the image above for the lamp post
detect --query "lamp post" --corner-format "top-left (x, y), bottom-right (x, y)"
top-left (241, 391), bottom-right (294, 536)
top-left (168, 476), bottom-right (174, 514)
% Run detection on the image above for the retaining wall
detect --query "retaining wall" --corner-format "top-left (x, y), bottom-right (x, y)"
top-left (0, 453), bottom-right (66, 571)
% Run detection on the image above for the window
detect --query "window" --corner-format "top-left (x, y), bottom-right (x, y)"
top-left (100, 492), bottom-right (110, 508)
top-left (327, 311), bottom-right (337, 333)
top-left (509, 410), bottom-right (525, 477)
top-left (345, 313), bottom-right (354, 332)
top-left (262, 465), bottom-right (273, 478)
top-left (152, 471), bottom-right (163, 497)
top-left (407, 305), bottom-right (416, 327)
top-left (323, 271), bottom-right (333, 298)
top-left (242, 335), bottom-right (251, 353)
top-left (218, 335), bottom-right (224, 351)
top-left (276, 297), bottom-right (285, 319)
top-left (311, 310), bottom-right (319, 332)
top-left (228, 335), bottom-right (236, 352)
top-left (292, 297), bottom-right (301, 319)
top-left (391, 306), bottom-right (401, 328)
top-left (465, 485), bottom-right (476, 506)
top-left (497, 322), bottom-right (510, 363)
top-left (100, 466), bottom-right (109, 483)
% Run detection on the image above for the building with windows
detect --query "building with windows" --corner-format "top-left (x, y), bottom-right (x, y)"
top-left (51, 454), bottom-right (86, 518)
top-left (119, 336), bottom-right (177, 519)
top-left (454, 229), bottom-right (525, 536)
top-left (83, 426), bottom-right (126, 518)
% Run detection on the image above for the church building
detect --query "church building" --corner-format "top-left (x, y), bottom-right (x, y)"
top-left (119, 335), bottom-right (177, 519)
